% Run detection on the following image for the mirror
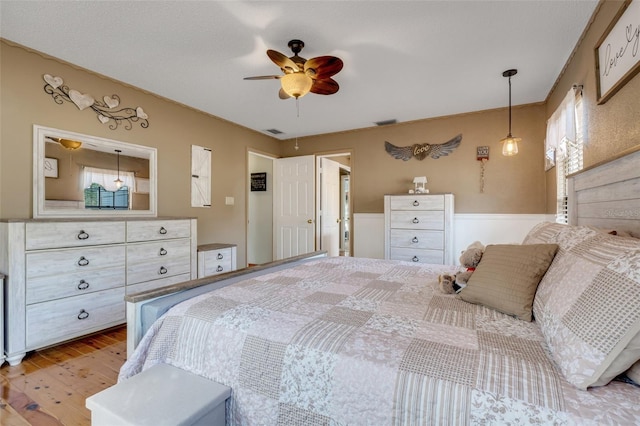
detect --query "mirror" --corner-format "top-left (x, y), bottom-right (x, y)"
top-left (33, 125), bottom-right (157, 218)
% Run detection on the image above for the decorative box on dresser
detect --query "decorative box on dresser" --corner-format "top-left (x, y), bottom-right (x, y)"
top-left (197, 243), bottom-right (237, 278)
top-left (384, 194), bottom-right (454, 264)
top-left (0, 217), bottom-right (197, 365)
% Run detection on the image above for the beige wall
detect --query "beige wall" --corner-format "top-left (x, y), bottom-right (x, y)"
top-left (0, 40), bottom-right (281, 267)
top-left (545, 0), bottom-right (640, 212)
top-left (282, 103), bottom-right (548, 214)
top-left (2, 0), bottom-right (638, 263)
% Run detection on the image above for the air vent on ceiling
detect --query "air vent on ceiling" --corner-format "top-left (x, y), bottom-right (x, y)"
top-left (375, 119), bottom-right (397, 126)
top-left (265, 128), bottom-right (284, 135)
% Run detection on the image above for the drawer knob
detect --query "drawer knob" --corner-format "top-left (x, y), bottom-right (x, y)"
top-left (77, 279), bottom-right (90, 290)
top-left (412, 217), bottom-right (419, 224)
top-left (77, 256), bottom-right (90, 266)
top-left (159, 266), bottom-right (168, 275)
top-left (77, 309), bottom-right (89, 320)
top-left (216, 265), bottom-right (224, 272)
top-left (217, 253), bottom-right (224, 260)
top-left (159, 248), bottom-right (168, 256)
top-left (77, 230), bottom-right (90, 240)
top-left (413, 200), bottom-right (420, 206)
top-left (412, 237), bottom-right (419, 243)
top-left (412, 256), bottom-right (419, 262)
top-left (159, 226), bottom-right (168, 235)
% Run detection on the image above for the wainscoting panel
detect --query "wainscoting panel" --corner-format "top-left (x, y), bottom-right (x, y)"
top-left (353, 213), bottom-right (554, 262)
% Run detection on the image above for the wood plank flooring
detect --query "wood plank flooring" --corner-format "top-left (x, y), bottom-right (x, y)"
top-left (0, 326), bottom-right (126, 426)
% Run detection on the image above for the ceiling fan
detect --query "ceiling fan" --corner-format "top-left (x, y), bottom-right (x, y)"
top-left (244, 39), bottom-right (343, 99)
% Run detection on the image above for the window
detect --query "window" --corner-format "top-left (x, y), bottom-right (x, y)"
top-left (84, 183), bottom-right (130, 210)
top-left (546, 89), bottom-right (584, 224)
top-left (83, 166), bottom-right (134, 210)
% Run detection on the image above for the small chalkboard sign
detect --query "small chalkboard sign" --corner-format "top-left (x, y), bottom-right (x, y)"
top-left (251, 172), bottom-right (267, 191)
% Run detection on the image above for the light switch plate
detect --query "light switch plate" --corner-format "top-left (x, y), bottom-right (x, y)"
top-left (225, 196), bottom-right (234, 205)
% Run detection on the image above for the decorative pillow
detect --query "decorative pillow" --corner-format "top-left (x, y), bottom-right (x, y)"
top-left (459, 244), bottom-right (558, 322)
top-left (530, 222), bottom-right (640, 389)
top-left (627, 360), bottom-right (640, 385)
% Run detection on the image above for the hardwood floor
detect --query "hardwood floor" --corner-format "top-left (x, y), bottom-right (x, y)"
top-left (0, 326), bottom-right (126, 426)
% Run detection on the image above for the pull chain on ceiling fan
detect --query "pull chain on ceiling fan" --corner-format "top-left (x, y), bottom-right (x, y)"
top-left (244, 39), bottom-right (343, 100)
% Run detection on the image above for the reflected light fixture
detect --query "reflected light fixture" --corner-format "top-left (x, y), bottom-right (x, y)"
top-left (500, 69), bottom-right (521, 156)
top-left (114, 149), bottom-right (123, 189)
top-left (57, 138), bottom-right (82, 150)
top-left (280, 72), bottom-right (313, 99)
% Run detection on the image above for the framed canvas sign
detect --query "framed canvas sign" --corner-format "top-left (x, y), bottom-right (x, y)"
top-left (595, 0), bottom-right (640, 104)
top-left (251, 172), bottom-right (267, 191)
top-left (44, 157), bottom-right (58, 178)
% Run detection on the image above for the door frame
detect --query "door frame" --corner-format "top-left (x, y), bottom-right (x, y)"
top-left (315, 150), bottom-right (353, 257)
top-left (246, 148), bottom-right (276, 266)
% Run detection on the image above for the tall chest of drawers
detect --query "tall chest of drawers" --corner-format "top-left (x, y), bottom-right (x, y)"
top-left (384, 194), bottom-right (454, 265)
top-left (0, 217), bottom-right (197, 365)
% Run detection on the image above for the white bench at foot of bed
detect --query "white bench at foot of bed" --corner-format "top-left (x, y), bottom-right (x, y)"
top-left (86, 363), bottom-right (231, 426)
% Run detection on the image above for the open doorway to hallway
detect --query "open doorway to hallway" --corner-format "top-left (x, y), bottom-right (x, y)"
top-left (317, 153), bottom-right (352, 257)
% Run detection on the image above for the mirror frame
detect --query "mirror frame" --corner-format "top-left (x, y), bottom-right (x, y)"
top-left (33, 124), bottom-right (158, 218)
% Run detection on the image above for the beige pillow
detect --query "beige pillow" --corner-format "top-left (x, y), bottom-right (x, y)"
top-left (459, 244), bottom-right (558, 321)
top-left (628, 360), bottom-right (640, 385)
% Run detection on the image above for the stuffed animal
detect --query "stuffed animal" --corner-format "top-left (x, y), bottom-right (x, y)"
top-left (438, 241), bottom-right (485, 294)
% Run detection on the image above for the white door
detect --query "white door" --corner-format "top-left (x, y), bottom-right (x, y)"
top-left (274, 155), bottom-right (315, 259)
top-left (319, 158), bottom-right (341, 257)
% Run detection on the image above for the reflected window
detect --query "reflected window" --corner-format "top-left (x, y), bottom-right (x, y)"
top-left (84, 183), bottom-right (129, 210)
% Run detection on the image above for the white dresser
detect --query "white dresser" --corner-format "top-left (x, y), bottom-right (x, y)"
top-left (0, 217), bottom-right (197, 365)
top-left (384, 194), bottom-right (454, 264)
top-left (197, 243), bottom-right (237, 278)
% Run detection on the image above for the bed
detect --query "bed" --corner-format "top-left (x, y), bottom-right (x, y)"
top-left (119, 146), bottom-right (640, 425)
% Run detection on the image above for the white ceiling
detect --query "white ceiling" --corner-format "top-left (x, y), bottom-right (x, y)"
top-left (1, 1), bottom-right (598, 140)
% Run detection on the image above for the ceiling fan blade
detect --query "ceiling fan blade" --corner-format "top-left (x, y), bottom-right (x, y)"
top-left (278, 88), bottom-right (291, 100)
top-left (243, 75), bottom-right (282, 80)
top-left (267, 49), bottom-right (299, 73)
top-left (310, 78), bottom-right (339, 95)
top-left (304, 56), bottom-right (343, 80)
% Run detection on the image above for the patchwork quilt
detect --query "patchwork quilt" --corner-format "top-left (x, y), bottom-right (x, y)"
top-left (120, 257), bottom-right (640, 425)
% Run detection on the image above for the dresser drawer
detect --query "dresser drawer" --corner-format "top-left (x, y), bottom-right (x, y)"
top-left (26, 287), bottom-right (125, 349)
top-left (127, 220), bottom-right (191, 242)
top-left (389, 195), bottom-right (444, 211)
top-left (27, 266), bottom-right (125, 304)
top-left (389, 229), bottom-right (444, 250)
top-left (127, 240), bottom-right (191, 285)
top-left (390, 248), bottom-right (444, 264)
top-left (389, 211), bottom-right (445, 230)
top-left (126, 273), bottom-right (191, 295)
top-left (25, 221), bottom-right (126, 250)
top-left (26, 245), bottom-right (125, 279)
top-left (127, 239), bottom-right (191, 263)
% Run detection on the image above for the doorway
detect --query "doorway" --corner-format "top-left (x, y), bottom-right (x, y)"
top-left (247, 151), bottom-right (275, 266)
top-left (316, 153), bottom-right (352, 257)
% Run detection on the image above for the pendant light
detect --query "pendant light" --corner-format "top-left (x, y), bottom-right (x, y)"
top-left (500, 69), bottom-right (521, 156)
top-left (114, 149), bottom-right (123, 189)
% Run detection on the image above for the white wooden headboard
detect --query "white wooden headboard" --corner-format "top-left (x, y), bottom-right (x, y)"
top-left (568, 146), bottom-right (640, 235)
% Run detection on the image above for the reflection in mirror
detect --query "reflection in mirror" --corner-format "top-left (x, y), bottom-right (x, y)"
top-left (33, 125), bottom-right (157, 218)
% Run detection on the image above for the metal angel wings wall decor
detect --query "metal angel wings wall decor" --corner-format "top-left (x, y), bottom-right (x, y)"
top-left (384, 134), bottom-right (462, 161)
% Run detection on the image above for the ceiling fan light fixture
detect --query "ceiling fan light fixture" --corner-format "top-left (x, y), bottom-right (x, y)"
top-left (58, 138), bottom-right (82, 150)
top-left (280, 72), bottom-right (313, 99)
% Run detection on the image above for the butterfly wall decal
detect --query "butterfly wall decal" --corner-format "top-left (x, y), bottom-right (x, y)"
top-left (384, 134), bottom-right (462, 161)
